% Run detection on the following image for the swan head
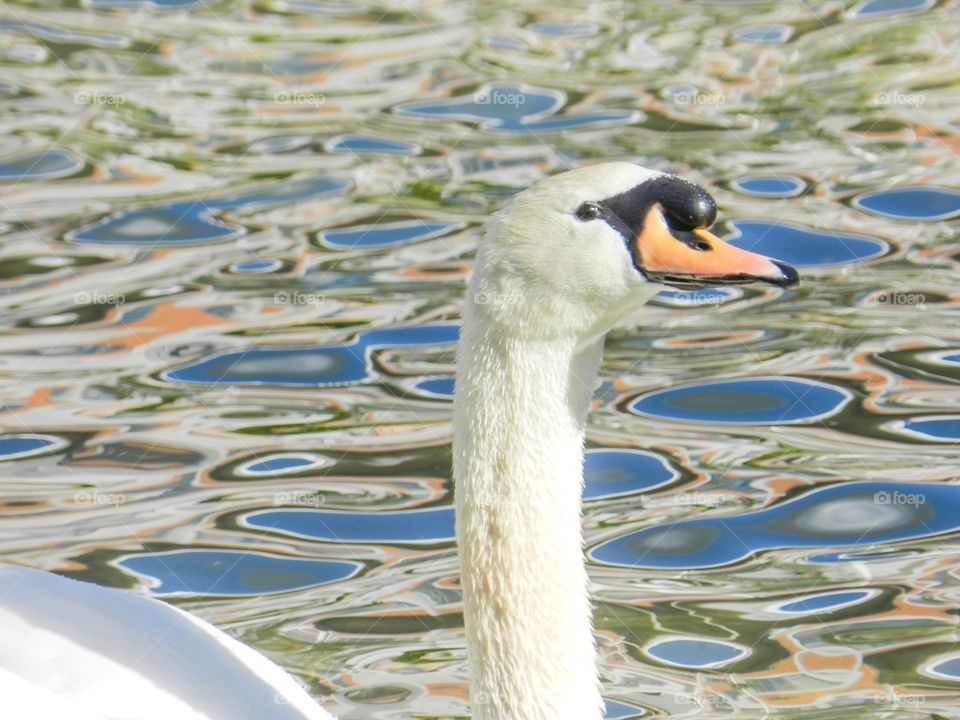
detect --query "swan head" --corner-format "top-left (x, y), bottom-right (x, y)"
top-left (469, 162), bottom-right (797, 338)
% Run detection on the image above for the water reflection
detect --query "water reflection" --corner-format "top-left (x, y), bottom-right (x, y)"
top-left (769, 590), bottom-right (878, 616)
top-left (726, 221), bottom-right (888, 267)
top-left (629, 377), bottom-right (851, 425)
top-left (397, 82), bottom-right (637, 133)
top-left (645, 637), bottom-right (749, 668)
top-left (734, 25), bottom-right (793, 44)
top-left (230, 258), bottom-right (285, 274)
top-left (320, 220), bottom-right (463, 249)
top-left (118, 550), bottom-right (362, 596)
top-left (3, 0), bottom-right (960, 716)
top-left (0, 149), bottom-right (83, 181)
top-left (731, 175), bottom-right (807, 198)
top-left (245, 506), bottom-right (456, 544)
top-left (236, 452), bottom-right (333, 477)
top-left (0, 433), bottom-right (68, 460)
top-left (653, 287), bottom-right (741, 307)
top-left (849, 0), bottom-right (935, 18)
top-left (853, 186), bottom-right (960, 221)
top-left (69, 177), bottom-right (351, 245)
top-left (167, 324), bottom-right (459, 386)
top-left (893, 416), bottom-right (960, 442)
top-left (327, 135), bottom-right (421, 156)
top-left (591, 482), bottom-right (958, 569)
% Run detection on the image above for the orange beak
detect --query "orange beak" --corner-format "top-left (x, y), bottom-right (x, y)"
top-left (634, 205), bottom-right (797, 288)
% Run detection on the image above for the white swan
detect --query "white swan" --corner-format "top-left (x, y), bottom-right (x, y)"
top-left (453, 162), bottom-right (794, 720)
top-left (0, 162), bottom-right (796, 720)
top-left (0, 563), bottom-right (334, 720)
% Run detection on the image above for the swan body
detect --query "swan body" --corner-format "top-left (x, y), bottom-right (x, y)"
top-left (0, 564), bottom-right (334, 720)
top-left (453, 162), bottom-right (795, 720)
top-left (0, 163), bottom-right (795, 720)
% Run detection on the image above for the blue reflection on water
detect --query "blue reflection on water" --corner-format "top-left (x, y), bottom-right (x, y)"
top-left (245, 507), bottom-right (456, 544)
top-left (809, 548), bottom-right (918, 563)
top-left (237, 452), bottom-right (331, 476)
top-left (645, 638), bottom-right (748, 668)
top-left (731, 175), bottom-right (806, 198)
top-left (119, 550), bottom-right (362, 596)
top-left (527, 22), bottom-right (597, 36)
top-left (603, 699), bottom-right (644, 719)
top-left (727, 221), bottom-right (887, 267)
top-left (69, 202), bottom-right (245, 246)
top-left (397, 82), bottom-right (636, 134)
top-left (413, 377), bottom-right (455, 397)
top-left (583, 449), bottom-right (677, 500)
top-left (0, 149), bottom-right (83, 181)
top-left (328, 135), bottom-right (420, 155)
top-left (771, 589), bottom-right (875, 615)
top-left (0, 433), bottom-right (67, 460)
top-left (168, 324), bottom-right (459, 386)
top-left (212, 176), bottom-right (350, 210)
top-left (590, 482), bottom-right (959, 569)
top-left (926, 655), bottom-right (960, 680)
top-left (321, 220), bottom-right (462, 249)
top-left (734, 24), bottom-right (793, 44)
top-left (230, 258), bottom-right (284, 274)
top-left (898, 417), bottom-right (960, 442)
top-left (69, 177), bottom-right (350, 245)
top-left (853, 186), bottom-right (960, 221)
top-left (850, 0), bottom-right (934, 17)
top-left (630, 377), bottom-right (851, 425)
top-left (654, 287), bottom-right (740, 307)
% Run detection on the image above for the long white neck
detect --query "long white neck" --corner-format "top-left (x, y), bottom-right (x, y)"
top-left (453, 296), bottom-right (607, 720)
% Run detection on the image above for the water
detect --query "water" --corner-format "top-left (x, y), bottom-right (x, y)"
top-left (1, 1), bottom-right (959, 717)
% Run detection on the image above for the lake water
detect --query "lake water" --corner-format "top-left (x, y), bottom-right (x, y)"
top-left (2, 1), bottom-right (960, 717)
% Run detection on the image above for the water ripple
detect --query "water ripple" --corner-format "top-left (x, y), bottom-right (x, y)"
top-left (591, 482), bottom-right (958, 569)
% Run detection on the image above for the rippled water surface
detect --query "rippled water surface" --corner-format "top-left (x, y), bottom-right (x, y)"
top-left (2, 1), bottom-right (960, 717)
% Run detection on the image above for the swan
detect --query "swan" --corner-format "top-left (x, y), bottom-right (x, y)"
top-left (453, 162), bottom-right (795, 720)
top-left (0, 162), bottom-right (796, 720)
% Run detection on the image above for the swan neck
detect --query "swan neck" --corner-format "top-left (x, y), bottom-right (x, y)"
top-left (454, 308), bottom-right (605, 720)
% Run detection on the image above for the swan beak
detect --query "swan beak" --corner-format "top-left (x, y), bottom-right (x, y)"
top-left (635, 205), bottom-right (798, 289)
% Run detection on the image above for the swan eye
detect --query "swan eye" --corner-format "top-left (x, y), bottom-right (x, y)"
top-left (575, 202), bottom-right (603, 221)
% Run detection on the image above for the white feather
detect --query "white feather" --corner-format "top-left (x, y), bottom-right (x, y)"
top-left (0, 565), bottom-right (335, 720)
